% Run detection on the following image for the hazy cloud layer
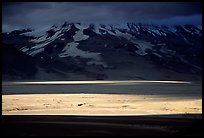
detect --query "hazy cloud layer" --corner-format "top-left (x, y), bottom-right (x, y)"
top-left (2, 2), bottom-right (202, 32)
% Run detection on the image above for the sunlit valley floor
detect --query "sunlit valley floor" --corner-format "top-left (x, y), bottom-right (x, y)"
top-left (2, 80), bottom-right (202, 115)
top-left (2, 93), bottom-right (201, 115)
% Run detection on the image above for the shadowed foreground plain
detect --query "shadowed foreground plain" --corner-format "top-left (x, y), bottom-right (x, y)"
top-left (2, 114), bottom-right (202, 136)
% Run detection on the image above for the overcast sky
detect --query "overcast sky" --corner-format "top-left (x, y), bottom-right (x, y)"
top-left (2, 2), bottom-right (202, 32)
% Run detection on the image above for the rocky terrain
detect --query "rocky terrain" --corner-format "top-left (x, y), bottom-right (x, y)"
top-left (2, 22), bottom-right (202, 81)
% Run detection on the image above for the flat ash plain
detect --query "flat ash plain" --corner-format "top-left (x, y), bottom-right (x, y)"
top-left (2, 81), bottom-right (202, 115)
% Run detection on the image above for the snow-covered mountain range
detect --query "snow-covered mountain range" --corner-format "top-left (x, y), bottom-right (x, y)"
top-left (2, 22), bottom-right (202, 81)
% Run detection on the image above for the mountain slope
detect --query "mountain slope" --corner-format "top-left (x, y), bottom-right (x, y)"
top-left (2, 43), bottom-right (38, 80)
top-left (2, 22), bottom-right (202, 81)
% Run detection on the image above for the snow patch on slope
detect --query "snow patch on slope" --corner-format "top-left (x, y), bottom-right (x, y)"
top-left (115, 29), bottom-right (134, 40)
top-left (59, 42), bottom-right (100, 60)
top-left (73, 30), bottom-right (89, 41)
top-left (59, 23), bottom-right (106, 66)
top-left (114, 28), bottom-right (154, 56)
top-left (73, 23), bottom-right (90, 41)
top-left (25, 27), bottom-right (64, 56)
top-left (29, 48), bottom-right (45, 56)
top-left (94, 24), bottom-right (115, 35)
top-left (21, 27), bottom-right (50, 37)
top-left (134, 40), bottom-right (154, 56)
top-left (75, 23), bottom-right (89, 30)
top-left (59, 42), bottom-right (106, 66)
top-left (20, 47), bottom-right (29, 52)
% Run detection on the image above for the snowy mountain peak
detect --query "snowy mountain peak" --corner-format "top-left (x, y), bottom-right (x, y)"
top-left (2, 22), bottom-right (202, 80)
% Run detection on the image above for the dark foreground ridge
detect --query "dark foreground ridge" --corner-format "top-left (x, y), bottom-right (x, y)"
top-left (2, 114), bottom-right (202, 136)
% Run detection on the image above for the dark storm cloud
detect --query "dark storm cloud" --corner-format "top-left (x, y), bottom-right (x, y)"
top-left (2, 2), bottom-right (202, 32)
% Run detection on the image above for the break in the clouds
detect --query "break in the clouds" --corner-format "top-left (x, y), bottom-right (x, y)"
top-left (2, 2), bottom-right (202, 32)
